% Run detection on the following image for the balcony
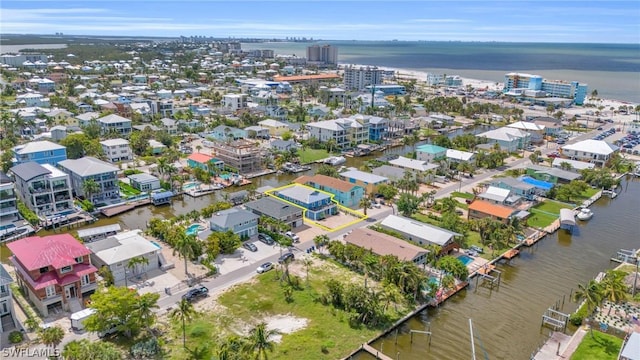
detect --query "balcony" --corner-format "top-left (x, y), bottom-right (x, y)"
top-left (41, 293), bottom-right (62, 305)
top-left (81, 281), bottom-right (98, 294)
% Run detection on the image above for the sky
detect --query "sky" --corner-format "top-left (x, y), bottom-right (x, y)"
top-left (1, 1), bottom-right (639, 43)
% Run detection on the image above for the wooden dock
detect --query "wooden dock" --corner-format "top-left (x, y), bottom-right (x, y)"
top-left (357, 344), bottom-right (394, 360)
top-left (502, 248), bottom-right (520, 260)
top-left (100, 199), bottom-right (151, 217)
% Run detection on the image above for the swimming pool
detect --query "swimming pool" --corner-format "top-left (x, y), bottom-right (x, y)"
top-left (220, 174), bottom-right (231, 180)
top-left (185, 224), bottom-right (204, 236)
top-left (458, 255), bottom-right (474, 266)
top-left (521, 176), bottom-right (553, 190)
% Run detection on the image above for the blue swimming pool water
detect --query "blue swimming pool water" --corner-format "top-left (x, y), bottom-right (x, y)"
top-left (458, 255), bottom-right (474, 266)
top-left (429, 276), bottom-right (440, 285)
top-left (185, 224), bottom-right (202, 236)
top-left (521, 176), bottom-right (554, 190)
top-left (183, 182), bottom-right (199, 190)
top-left (220, 174), bottom-right (231, 180)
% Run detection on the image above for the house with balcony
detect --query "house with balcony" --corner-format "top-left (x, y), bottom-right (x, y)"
top-left (10, 162), bottom-right (74, 219)
top-left (476, 127), bottom-right (531, 152)
top-left (368, 116), bottom-right (388, 141)
top-left (416, 144), bottom-right (447, 163)
top-left (16, 93), bottom-right (49, 107)
top-left (0, 264), bottom-right (18, 333)
top-left (467, 200), bottom-right (518, 224)
top-left (212, 140), bottom-right (264, 175)
top-left (12, 140), bottom-right (67, 166)
top-left (245, 196), bottom-right (304, 229)
top-left (490, 177), bottom-right (538, 201)
top-left (58, 157), bottom-right (120, 204)
top-left (7, 234), bottom-right (98, 316)
top-left (96, 114), bottom-right (132, 136)
top-left (159, 118), bottom-right (178, 135)
top-left (307, 117), bottom-right (369, 148)
top-left (258, 119), bottom-right (291, 136)
top-left (272, 185), bottom-right (338, 221)
top-left (209, 125), bottom-right (247, 141)
top-left (294, 174), bottom-right (364, 209)
top-left (0, 172), bottom-right (20, 230)
top-left (209, 208), bottom-right (259, 239)
top-left (100, 138), bottom-right (133, 163)
top-left (561, 140), bottom-right (619, 167)
top-left (128, 173), bottom-right (161, 192)
top-left (222, 94), bottom-right (248, 111)
top-left (187, 153), bottom-right (225, 174)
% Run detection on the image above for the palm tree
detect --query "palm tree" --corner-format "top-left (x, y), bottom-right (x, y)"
top-left (600, 270), bottom-right (628, 315)
top-left (186, 345), bottom-right (210, 360)
top-left (244, 322), bottom-right (280, 360)
top-left (173, 232), bottom-right (199, 276)
top-left (572, 280), bottom-right (603, 338)
top-left (301, 258), bottom-right (313, 287)
top-left (313, 235), bottom-right (329, 253)
top-left (171, 299), bottom-right (197, 349)
top-left (325, 138), bottom-right (337, 154)
top-left (133, 294), bottom-right (159, 335)
top-left (127, 256), bottom-right (149, 277)
top-left (40, 325), bottom-right (65, 354)
top-left (82, 179), bottom-right (101, 203)
top-left (359, 197), bottom-right (369, 216)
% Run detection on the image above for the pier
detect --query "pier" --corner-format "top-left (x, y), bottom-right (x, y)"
top-left (100, 199), bottom-right (151, 217)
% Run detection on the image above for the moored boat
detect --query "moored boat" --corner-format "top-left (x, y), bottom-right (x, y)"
top-left (576, 208), bottom-right (593, 221)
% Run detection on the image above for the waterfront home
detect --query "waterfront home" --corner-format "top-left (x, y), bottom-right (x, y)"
top-left (339, 168), bottom-right (389, 194)
top-left (186, 153), bottom-right (225, 174)
top-left (525, 164), bottom-right (581, 184)
top-left (380, 215), bottom-right (461, 254)
top-left (561, 139), bottom-right (619, 167)
top-left (209, 125), bottom-right (247, 141)
top-left (7, 234), bottom-right (98, 316)
top-left (85, 230), bottom-right (160, 283)
top-left (212, 140), bottom-right (264, 175)
top-left (371, 165), bottom-right (406, 183)
top-left (159, 118), bottom-right (178, 135)
top-left (477, 186), bottom-right (521, 206)
top-left (344, 228), bottom-right (427, 265)
top-left (209, 208), bottom-right (259, 239)
top-left (368, 116), bottom-right (388, 141)
top-left (10, 162), bottom-right (74, 218)
top-left (76, 224), bottom-right (122, 243)
top-left (245, 196), bottom-right (304, 229)
top-left (416, 144), bottom-right (447, 163)
top-left (258, 119), bottom-right (291, 136)
top-left (306, 117), bottom-right (369, 148)
top-left (100, 138), bottom-right (133, 163)
top-left (12, 140), bottom-right (67, 166)
top-left (490, 177), bottom-right (537, 201)
top-left (0, 264), bottom-right (18, 332)
top-left (446, 149), bottom-right (476, 165)
top-left (467, 200), bottom-right (518, 224)
top-left (58, 157), bottom-right (119, 204)
top-left (388, 156), bottom-right (439, 180)
top-left (294, 174), bottom-right (364, 209)
top-left (273, 185), bottom-right (338, 221)
top-left (96, 114), bottom-right (132, 136)
top-left (476, 127), bottom-right (531, 152)
top-left (551, 158), bottom-right (595, 172)
top-left (128, 173), bottom-right (161, 192)
top-left (270, 140), bottom-right (298, 152)
top-left (0, 172), bottom-right (20, 229)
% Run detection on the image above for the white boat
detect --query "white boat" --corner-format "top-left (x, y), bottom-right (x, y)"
top-left (324, 156), bottom-right (346, 166)
top-left (576, 208), bottom-right (594, 221)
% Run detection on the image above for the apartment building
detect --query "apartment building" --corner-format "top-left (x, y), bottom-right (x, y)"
top-left (503, 73), bottom-right (588, 105)
top-left (10, 162), bottom-right (74, 218)
top-left (100, 138), bottom-right (133, 163)
top-left (96, 114), bottom-right (132, 136)
top-left (58, 157), bottom-right (120, 204)
top-left (343, 65), bottom-right (383, 91)
top-left (212, 140), bottom-right (264, 174)
top-left (223, 94), bottom-right (248, 111)
top-left (306, 44), bottom-right (338, 66)
top-left (7, 234), bottom-right (98, 316)
top-left (12, 140), bottom-right (67, 166)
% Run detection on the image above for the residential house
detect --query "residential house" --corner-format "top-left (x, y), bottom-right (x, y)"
top-left (467, 200), bottom-right (518, 224)
top-left (258, 119), bottom-right (290, 136)
top-left (343, 228), bottom-right (428, 265)
top-left (148, 139), bottom-right (167, 155)
top-left (294, 174), bottom-right (364, 208)
top-left (416, 144), bottom-right (447, 163)
top-left (85, 230), bottom-right (160, 283)
top-left (477, 186), bottom-right (521, 206)
top-left (369, 116), bottom-right (388, 141)
top-left (339, 168), bottom-right (389, 194)
top-left (270, 140), bottom-right (298, 152)
top-left (209, 208), bottom-right (259, 239)
top-left (10, 162), bottom-right (74, 218)
top-left (0, 172), bottom-right (20, 229)
top-left (0, 264), bottom-right (18, 332)
top-left (533, 117), bottom-right (563, 136)
top-left (12, 140), bottom-right (67, 166)
top-left (159, 118), bottom-right (178, 135)
top-left (223, 94), bottom-right (248, 111)
top-left (490, 177), bottom-right (537, 201)
top-left (244, 126), bottom-right (270, 139)
top-left (50, 126), bottom-right (68, 142)
top-left (76, 224), bottom-right (122, 243)
top-left (446, 149), bottom-right (476, 165)
top-left (380, 215), bottom-right (460, 254)
top-left (245, 196), bottom-right (304, 228)
top-left (16, 93), bottom-right (49, 107)
top-left (476, 127), bottom-right (531, 152)
top-left (75, 112), bottom-right (100, 126)
top-left (212, 140), bottom-right (264, 174)
top-left (186, 153), bottom-right (225, 174)
top-left (561, 140), bottom-right (619, 167)
top-left (318, 87), bottom-right (346, 105)
top-left (128, 173), bottom-right (161, 192)
top-left (525, 164), bottom-right (581, 184)
top-left (7, 234), bottom-right (98, 316)
top-left (307, 117), bottom-right (369, 148)
top-left (371, 165), bottom-right (406, 183)
top-left (45, 109), bottom-right (76, 126)
top-left (388, 156), bottom-right (439, 181)
top-left (551, 158), bottom-right (595, 172)
top-left (100, 138), bottom-right (133, 163)
top-left (58, 157), bottom-right (120, 204)
top-left (273, 185), bottom-right (338, 221)
top-left (209, 125), bottom-right (246, 141)
top-left (97, 114), bottom-right (132, 136)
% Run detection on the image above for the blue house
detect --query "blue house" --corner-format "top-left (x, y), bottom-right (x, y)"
top-left (209, 125), bottom-right (247, 141)
top-left (294, 174), bottom-right (364, 209)
top-left (273, 185), bottom-right (338, 221)
top-left (12, 141), bottom-right (67, 166)
top-left (209, 208), bottom-right (259, 239)
top-left (369, 116), bottom-right (388, 141)
top-left (490, 177), bottom-right (537, 201)
top-left (416, 144), bottom-right (447, 163)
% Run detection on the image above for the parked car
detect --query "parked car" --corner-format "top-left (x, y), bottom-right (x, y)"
top-left (256, 262), bottom-right (274, 273)
top-left (242, 242), bottom-right (258, 252)
top-left (182, 285), bottom-right (209, 302)
top-left (278, 252), bottom-right (295, 264)
top-left (470, 245), bottom-right (484, 254)
top-left (258, 233), bottom-right (275, 245)
top-left (285, 231), bottom-right (300, 243)
top-left (98, 324), bottom-right (119, 338)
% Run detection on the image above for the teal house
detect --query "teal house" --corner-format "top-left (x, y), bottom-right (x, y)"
top-left (416, 144), bottom-right (447, 163)
top-left (187, 153), bottom-right (224, 174)
top-left (294, 174), bottom-right (364, 209)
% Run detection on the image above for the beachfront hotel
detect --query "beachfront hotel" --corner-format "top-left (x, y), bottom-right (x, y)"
top-left (503, 73), bottom-right (588, 105)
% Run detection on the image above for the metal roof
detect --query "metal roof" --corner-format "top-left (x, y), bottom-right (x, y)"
top-left (10, 162), bottom-right (51, 182)
top-left (77, 224), bottom-right (122, 239)
top-left (58, 157), bottom-right (118, 177)
top-left (380, 215), bottom-right (460, 246)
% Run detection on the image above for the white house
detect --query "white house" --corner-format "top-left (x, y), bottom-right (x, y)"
top-left (307, 117), bottom-right (369, 148)
top-left (100, 138), bottom-right (133, 163)
top-left (128, 173), bottom-right (161, 192)
top-left (223, 94), bottom-right (248, 111)
top-left (388, 156), bottom-right (439, 173)
top-left (551, 158), bottom-right (596, 172)
top-left (0, 264), bottom-right (18, 333)
top-left (561, 140), bottom-right (619, 167)
top-left (476, 127), bottom-right (531, 152)
top-left (258, 119), bottom-right (290, 136)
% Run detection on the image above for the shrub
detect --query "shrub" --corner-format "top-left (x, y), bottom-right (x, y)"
top-left (130, 338), bottom-right (160, 359)
top-left (8, 331), bottom-right (23, 343)
top-left (123, 169), bottom-right (142, 176)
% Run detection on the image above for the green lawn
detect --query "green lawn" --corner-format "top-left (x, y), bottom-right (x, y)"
top-left (118, 181), bottom-right (141, 197)
top-left (451, 191), bottom-right (475, 200)
top-left (168, 259), bottom-right (409, 360)
top-left (527, 200), bottom-right (572, 228)
top-left (298, 148), bottom-right (330, 164)
top-left (527, 212), bottom-right (559, 228)
top-left (532, 200), bottom-right (573, 215)
top-left (570, 331), bottom-right (623, 360)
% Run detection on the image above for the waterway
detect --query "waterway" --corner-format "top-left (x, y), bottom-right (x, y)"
top-left (360, 176), bottom-right (640, 360)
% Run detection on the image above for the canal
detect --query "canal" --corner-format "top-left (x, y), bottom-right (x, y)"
top-left (362, 176), bottom-right (640, 360)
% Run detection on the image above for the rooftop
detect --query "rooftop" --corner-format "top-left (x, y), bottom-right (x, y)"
top-left (294, 174), bottom-right (359, 193)
top-left (58, 157), bottom-right (119, 177)
top-left (276, 185), bottom-right (331, 204)
top-left (344, 228), bottom-right (427, 262)
top-left (7, 234), bottom-right (92, 270)
top-left (340, 168), bottom-right (388, 184)
top-left (468, 200), bottom-right (516, 219)
top-left (10, 161), bottom-right (51, 182)
top-left (13, 140), bottom-right (65, 154)
top-left (380, 215), bottom-right (460, 246)
top-left (562, 140), bottom-right (619, 155)
top-left (86, 230), bottom-right (158, 266)
top-left (209, 207), bottom-right (259, 229)
top-left (100, 138), bottom-right (130, 147)
top-left (97, 114), bottom-right (132, 124)
top-left (245, 197), bottom-right (303, 218)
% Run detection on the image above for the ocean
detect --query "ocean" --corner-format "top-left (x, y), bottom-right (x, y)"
top-left (242, 41), bottom-right (640, 103)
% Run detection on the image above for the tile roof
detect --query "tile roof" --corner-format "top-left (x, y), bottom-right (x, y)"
top-left (7, 234), bottom-right (92, 270)
top-left (294, 174), bottom-right (358, 193)
top-left (188, 153), bottom-right (215, 163)
top-left (344, 228), bottom-right (427, 262)
top-left (468, 200), bottom-right (515, 219)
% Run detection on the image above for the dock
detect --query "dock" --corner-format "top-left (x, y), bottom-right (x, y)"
top-left (531, 328), bottom-right (587, 360)
top-left (356, 344), bottom-right (394, 360)
top-left (100, 199), bottom-right (151, 217)
top-left (502, 248), bottom-right (520, 260)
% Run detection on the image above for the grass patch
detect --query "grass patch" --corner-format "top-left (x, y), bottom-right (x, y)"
top-left (298, 148), bottom-right (330, 164)
top-left (168, 259), bottom-right (409, 359)
top-left (533, 200), bottom-right (573, 215)
top-left (570, 331), bottom-right (623, 360)
top-left (580, 187), bottom-right (599, 200)
top-left (118, 181), bottom-right (141, 197)
top-left (451, 191), bottom-right (475, 200)
top-left (527, 212), bottom-right (558, 228)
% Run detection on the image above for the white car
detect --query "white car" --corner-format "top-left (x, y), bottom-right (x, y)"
top-left (285, 231), bottom-right (300, 243)
top-left (256, 262), bottom-right (274, 273)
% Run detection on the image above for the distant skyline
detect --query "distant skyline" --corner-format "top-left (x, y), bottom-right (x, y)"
top-left (1, 1), bottom-right (639, 43)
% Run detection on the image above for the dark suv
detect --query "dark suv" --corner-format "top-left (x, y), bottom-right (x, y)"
top-left (258, 233), bottom-right (275, 245)
top-left (182, 285), bottom-right (209, 302)
top-left (278, 252), bottom-right (295, 264)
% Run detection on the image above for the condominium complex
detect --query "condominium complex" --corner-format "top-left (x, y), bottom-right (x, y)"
top-left (10, 162), bottom-right (74, 218)
top-left (306, 45), bottom-right (338, 66)
top-left (343, 65), bottom-right (383, 91)
top-left (503, 73), bottom-right (588, 105)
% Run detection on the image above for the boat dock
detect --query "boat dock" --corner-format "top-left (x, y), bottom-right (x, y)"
top-left (502, 248), bottom-right (520, 260)
top-left (100, 199), bottom-right (151, 217)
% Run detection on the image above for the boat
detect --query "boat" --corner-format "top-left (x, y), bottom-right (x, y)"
top-left (576, 208), bottom-right (594, 221)
top-left (324, 156), bottom-right (346, 166)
